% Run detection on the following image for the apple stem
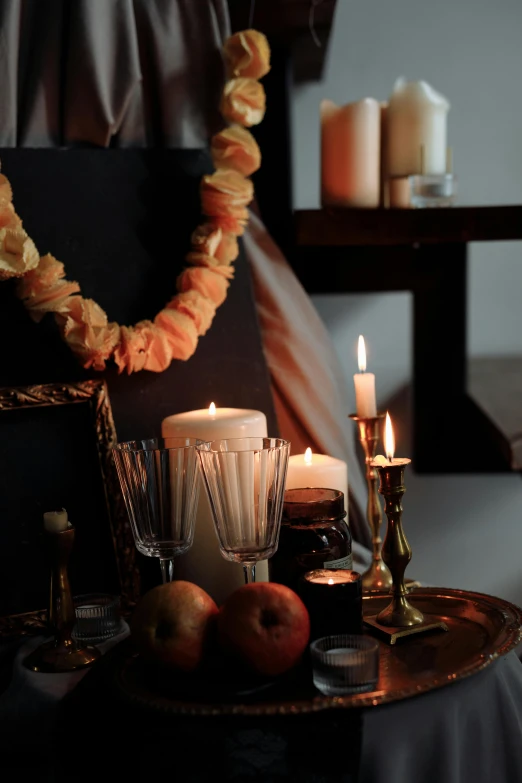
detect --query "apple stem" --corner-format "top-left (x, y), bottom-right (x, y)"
top-left (160, 558), bottom-right (175, 584)
top-left (243, 563), bottom-right (256, 585)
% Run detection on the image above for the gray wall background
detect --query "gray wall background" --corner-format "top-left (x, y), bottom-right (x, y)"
top-left (291, 0), bottom-right (522, 603)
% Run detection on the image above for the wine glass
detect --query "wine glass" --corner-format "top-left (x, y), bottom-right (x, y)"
top-left (196, 437), bottom-right (290, 584)
top-left (113, 438), bottom-right (201, 584)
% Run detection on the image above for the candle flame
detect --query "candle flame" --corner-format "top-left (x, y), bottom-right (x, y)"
top-left (208, 402), bottom-right (216, 416)
top-left (328, 578), bottom-right (334, 585)
top-left (385, 412), bottom-right (395, 461)
top-left (358, 335), bottom-right (367, 372)
top-left (304, 447), bottom-right (312, 465)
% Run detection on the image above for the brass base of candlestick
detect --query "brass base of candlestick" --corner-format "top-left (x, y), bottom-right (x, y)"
top-left (364, 615), bottom-right (449, 645)
top-left (349, 413), bottom-right (393, 593)
top-left (24, 526), bottom-right (101, 673)
top-left (25, 639), bottom-right (101, 673)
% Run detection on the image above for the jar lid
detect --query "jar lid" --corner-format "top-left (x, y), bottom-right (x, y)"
top-left (282, 488), bottom-right (346, 524)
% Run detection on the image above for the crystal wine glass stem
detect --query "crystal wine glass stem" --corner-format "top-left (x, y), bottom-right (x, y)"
top-left (160, 558), bottom-right (175, 584)
top-left (243, 563), bottom-right (256, 584)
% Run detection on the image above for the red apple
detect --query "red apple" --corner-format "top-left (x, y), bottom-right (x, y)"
top-left (218, 582), bottom-right (310, 677)
top-left (131, 580), bottom-right (218, 672)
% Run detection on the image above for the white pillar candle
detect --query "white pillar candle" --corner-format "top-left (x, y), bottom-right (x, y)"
top-left (386, 78), bottom-right (449, 177)
top-left (286, 449), bottom-right (349, 518)
top-left (354, 335), bottom-right (377, 418)
top-left (321, 98), bottom-right (381, 208)
top-left (162, 405), bottom-right (268, 603)
top-left (43, 508), bottom-right (69, 533)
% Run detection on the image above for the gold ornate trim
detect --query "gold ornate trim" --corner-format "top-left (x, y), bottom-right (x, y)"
top-left (0, 380), bottom-right (139, 638)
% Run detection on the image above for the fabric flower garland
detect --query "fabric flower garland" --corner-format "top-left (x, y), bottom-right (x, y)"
top-left (0, 29), bottom-right (270, 374)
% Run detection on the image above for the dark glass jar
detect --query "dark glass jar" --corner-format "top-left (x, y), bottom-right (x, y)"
top-left (269, 488), bottom-right (352, 593)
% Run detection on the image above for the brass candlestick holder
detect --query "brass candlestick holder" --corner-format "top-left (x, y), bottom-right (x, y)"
top-left (24, 527), bottom-right (101, 673)
top-left (364, 458), bottom-right (448, 644)
top-left (349, 413), bottom-right (392, 592)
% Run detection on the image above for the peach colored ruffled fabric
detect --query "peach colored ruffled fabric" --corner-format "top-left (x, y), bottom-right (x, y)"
top-left (211, 126), bottom-right (261, 176)
top-left (224, 30), bottom-right (271, 79)
top-left (165, 290), bottom-right (216, 336)
top-left (114, 320), bottom-right (173, 374)
top-left (177, 267), bottom-right (230, 307)
top-left (57, 296), bottom-right (120, 371)
top-left (220, 78), bottom-right (266, 127)
top-left (201, 169), bottom-right (253, 221)
top-left (154, 308), bottom-right (198, 360)
top-left (0, 225), bottom-right (39, 280)
top-left (17, 253), bottom-right (80, 321)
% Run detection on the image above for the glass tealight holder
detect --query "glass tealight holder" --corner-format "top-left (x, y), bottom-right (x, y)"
top-left (310, 634), bottom-right (379, 696)
top-left (409, 173), bottom-right (457, 207)
top-left (72, 593), bottom-right (123, 644)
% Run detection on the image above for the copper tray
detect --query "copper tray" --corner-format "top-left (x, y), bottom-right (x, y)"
top-left (115, 587), bottom-right (522, 716)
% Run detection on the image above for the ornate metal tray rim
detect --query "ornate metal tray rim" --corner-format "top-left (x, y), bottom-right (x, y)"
top-left (115, 587), bottom-right (522, 716)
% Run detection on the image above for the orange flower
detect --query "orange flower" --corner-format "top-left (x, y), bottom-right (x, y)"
top-left (215, 230), bottom-right (239, 264)
top-left (191, 223), bottom-right (223, 257)
top-left (0, 225), bottom-right (39, 280)
top-left (220, 78), bottom-right (266, 127)
top-left (224, 30), bottom-right (271, 79)
top-left (208, 215), bottom-right (247, 236)
top-left (154, 309), bottom-right (198, 361)
top-left (185, 252), bottom-right (235, 279)
top-left (165, 291), bottom-right (216, 336)
top-left (57, 297), bottom-right (120, 371)
top-left (211, 126), bottom-right (261, 176)
top-left (201, 169), bottom-right (253, 224)
top-left (177, 267), bottom-right (230, 307)
top-left (17, 254), bottom-right (80, 322)
top-left (114, 321), bottom-right (172, 374)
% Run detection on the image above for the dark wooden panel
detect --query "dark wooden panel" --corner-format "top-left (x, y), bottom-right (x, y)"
top-left (0, 149), bottom-right (278, 442)
top-left (295, 206), bottom-right (522, 247)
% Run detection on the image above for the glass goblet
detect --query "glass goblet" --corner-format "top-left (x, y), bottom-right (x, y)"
top-left (197, 437), bottom-right (290, 584)
top-left (113, 438), bottom-right (201, 584)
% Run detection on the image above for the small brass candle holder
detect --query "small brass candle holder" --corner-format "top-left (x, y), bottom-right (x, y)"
top-left (24, 527), bottom-right (101, 673)
top-left (364, 458), bottom-right (448, 644)
top-left (349, 413), bottom-right (392, 593)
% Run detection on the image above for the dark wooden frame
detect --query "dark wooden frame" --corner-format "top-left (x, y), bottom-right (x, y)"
top-left (0, 380), bottom-right (139, 637)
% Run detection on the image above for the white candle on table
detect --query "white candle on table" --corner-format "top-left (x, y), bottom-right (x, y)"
top-left (286, 448), bottom-right (348, 520)
top-left (162, 405), bottom-right (268, 603)
top-left (386, 78), bottom-right (449, 177)
top-left (354, 335), bottom-right (377, 418)
top-left (321, 98), bottom-right (381, 208)
top-left (43, 508), bottom-right (69, 533)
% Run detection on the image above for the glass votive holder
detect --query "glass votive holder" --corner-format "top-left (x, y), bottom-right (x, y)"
top-left (72, 593), bottom-right (123, 644)
top-left (299, 569), bottom-right (362, 642)
top-left (409, 173), bottom-right (457, 207)
top-left (311, 634), bottom-right (379, 696)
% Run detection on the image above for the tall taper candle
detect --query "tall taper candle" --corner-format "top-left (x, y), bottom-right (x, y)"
top-left (354, 335), bottom-right (377, 417)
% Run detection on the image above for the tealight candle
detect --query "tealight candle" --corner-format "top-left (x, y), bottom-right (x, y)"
top-left (43, 508), bottom-right (69, 534)
top-left (300, 569), bottom-right (362, 641)
top-left (354, 335), bottom-right (377, 418)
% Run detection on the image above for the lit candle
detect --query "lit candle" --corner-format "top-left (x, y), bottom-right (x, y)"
top-left (300, 569), bottom-right (363, 640)
top-left (43, 508), bottom-right (69, 534)
top-left (286, 448), bottom-right (348, 516)
top-left (161, 404), bottom-right (268, 603)
top-left (354, 335), bottom-right (377, 418)
top-left (372, 412), bottom-right (411, 467)
top-left (386, 78), bottom-right (450, 177)
top-left (321, 98), bottom-right (381, 208)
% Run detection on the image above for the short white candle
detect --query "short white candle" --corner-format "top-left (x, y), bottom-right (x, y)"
top-left (162, 404), bottom-right (268, 603)
top-left (354, 335), bottom-right (377, 418)
top-left (371, 413), bottom-right (411, 468)
top-left (43, 508), bottom-right (69, 533)
top-left (321, 98), bottom-right (381, 208)
top-left (387, 78), bottom-right (450, 177)
top-left (286, 448), bottom-right (348, 517)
